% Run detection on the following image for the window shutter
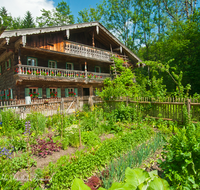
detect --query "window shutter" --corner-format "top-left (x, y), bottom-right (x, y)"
top-left (48, 61), bottom-right (50, 68)
top-left (38, 88), bottom-right (42, 98)
top-left (55, 62), bottom-right (57, 68)
top-left (10, 89), bottom-right (13, 99)
top-left (9, 59), bottom-right (11, 68)
top-left (74, 88), bottom-right (78, 97)
top-left (5, 61), bottom-right (7, 70)
top-left (5, 89), bottom-right (8, 100)
top-left (46, 88), bottom-right (50, 98)
top-left (25, 88), bottom-right (29, 97)
top-left (57, 88), bottom-right (61, 98)
top-left (0, 91), bottom-right (2, 100)
top-left (65, 88), bottom-right (69, 97)
top-left (72, 63), bottom-right (74, 70)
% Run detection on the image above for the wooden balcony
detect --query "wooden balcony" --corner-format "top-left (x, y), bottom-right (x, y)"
top-left (65, 41), bottom-right (128, 62)
top-left (14, 64), bottom-right (110, 82)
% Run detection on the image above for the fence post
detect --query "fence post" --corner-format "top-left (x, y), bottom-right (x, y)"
top-left (89, 96), bottom-right (93, 108)
top-left (60, 98), bottom-right (64, 114)
top-left (76, 97), bottom-right (80, 111)
top-left (187, 98), bottom-right (191, 118)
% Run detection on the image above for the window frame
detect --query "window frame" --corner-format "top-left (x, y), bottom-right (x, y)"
top-left (5, 59), bottom-right (11, 70)
top-left (95, 66), bottom-right (101, 73)
top-left (48, 60), bottom-right (57, 68)
top-left (66, 62), bottom-right (74, 70)
top-left (27, 57), bottom-right (38, 66)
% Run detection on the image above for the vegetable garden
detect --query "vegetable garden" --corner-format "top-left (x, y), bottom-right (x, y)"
top-left (0, 100), bottom-right (199, 190)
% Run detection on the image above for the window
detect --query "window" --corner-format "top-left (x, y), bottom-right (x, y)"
top-left (29, 88), bottom-right (38, 94)
top-left (46, 88), bottom-right (61, 98)
top-left (5, 59), bottom-right (11, 70)
top-left (48, 60), bottom-right (57, 68)
top-left (95, 66), bottom-right (101, 73)
top-left (27, 57), bottom-right (37, 66)
top-left (0, 65), bottom-right (2, 75)
top-left (66, 62), bottom-right (74, 70)
top-left (65, 88), bottom-right (78, 97)
top-left (25, 87), bottom-right (42, 98)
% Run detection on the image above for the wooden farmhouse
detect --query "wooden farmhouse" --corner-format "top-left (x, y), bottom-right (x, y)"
top-left (0, 22), bottom-right (141, 101)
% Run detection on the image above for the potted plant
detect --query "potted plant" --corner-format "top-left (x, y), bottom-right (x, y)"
top-left (68, 92), bottom-right (76, 97)
top-left (50, 92), bottom-right (57, 98)
top-left (57, 72), bottom-right (61, 77)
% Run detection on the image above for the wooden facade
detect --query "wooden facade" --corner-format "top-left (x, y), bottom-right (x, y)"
top-left (0, 22), bottom-right (142, 101)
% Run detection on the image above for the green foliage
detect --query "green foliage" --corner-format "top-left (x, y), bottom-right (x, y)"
top-left (71, 167), bottom-right (170, 190)
top-left (49, 127), bottom-right (154, 189)
top-left (158, 123), bottom-right (200, 189)
top-left (81, 131), bottom-right (101, 147)
top-left (22, 11), bottom-right (35, 28)
top-left (36, 1), bottom-right (74, 27)
top-left (26, 112), bottom-right (46, 134)
top-left (0, 109), bottom-right (24, 136)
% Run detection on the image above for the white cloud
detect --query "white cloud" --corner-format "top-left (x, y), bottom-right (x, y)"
top-left (1, 0), bottom-right (55, 20)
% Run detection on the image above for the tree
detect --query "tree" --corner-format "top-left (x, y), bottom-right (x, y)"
top-left (37, 1), bottom-right (74, 27)
top-left (22, 11), bottom-right (35, 28)
top-left (0, 7), bottom-right (13, 30)
top-left (77, 4), bottom-right (104, 23)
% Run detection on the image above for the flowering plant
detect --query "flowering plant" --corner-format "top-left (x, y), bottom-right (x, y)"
top-left (41, 71), bottom-right (48, 76)
top-left (50, 91), bottom-right (57, 98)
top-left (75, 74), bottom-right (79, 77)
top-left (33, 71), bottom-right (40, 75)
top-left (80, 74), bottom-right (85, 78)
top-left (27, 70), bottom-right (32, 75)
top-left (29, 92), bottom-right (39, 98)
top-left (57, 72), bottom-right (61, 77)
top-left (68, 92), bottom-right (76, 97)
top-left (51, 71), bottom-right (54, 76)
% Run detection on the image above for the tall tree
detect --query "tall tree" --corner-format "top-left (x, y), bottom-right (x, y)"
top-left (77, 4), bottom-right (104, 23)
top-left (22, 11), bottom-right (35, 28)
top-left (0, 7), bottom-right (13, 29)
top-left (37, 1), bottom-right (74, 27)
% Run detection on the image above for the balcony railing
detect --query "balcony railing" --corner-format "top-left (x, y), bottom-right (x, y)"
top-left (65, 41), bottom-right (128, 62)
top-left (15, 65), bottom-right (110, 81)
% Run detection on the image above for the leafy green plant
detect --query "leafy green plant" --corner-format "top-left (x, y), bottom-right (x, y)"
top-left (71, 168), bottom-right (170, 190)
top-left (158, 123), bottom-right (200, 189)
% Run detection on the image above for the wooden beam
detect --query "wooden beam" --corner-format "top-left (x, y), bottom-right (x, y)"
top-left (0, 39), bottom-right (6, 48)
top-left (0, 50), bottom-right (13, 62)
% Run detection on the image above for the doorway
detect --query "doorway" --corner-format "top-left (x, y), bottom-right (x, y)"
top-left (83, 88), bottom-right (90, 96)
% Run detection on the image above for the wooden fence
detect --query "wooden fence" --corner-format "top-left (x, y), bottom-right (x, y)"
top-left (0, 97), bottom-right (93, 119)
top-left (92, 97), bottom-right (200, 123)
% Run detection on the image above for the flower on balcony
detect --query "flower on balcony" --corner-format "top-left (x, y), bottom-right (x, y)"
top-left (57, 72), bottom-right (61, 77)
top-left (7, 93), bottom-right (11, 99)
top-left (76, 74), bottom-right (79, 77)
top-left (88, 74), bottom-right (92, 79)
top-left (1, 94), bottom-right (5, 99)
top-left (29, 92), bottom-right (39, 98)
top-left (51, 71), bottom-right (54, 76)
top-left (33, 71), bottom-right (40, 75)
top-left (50, 92), bottom-right (57, 98)
top-left (14, 68), bottom-right (19, 74)
top-left (68, 92), bottom-right (76, 97)
top-left (80, 74), bottom-right (85, 78)
top-left (27, 70), bottom-right (32, 75)
top-left (41, 71), bottom-right (47, 76)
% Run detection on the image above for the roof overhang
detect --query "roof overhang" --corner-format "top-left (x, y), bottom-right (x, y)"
top-left (0, 22), bottom-right (143, 65)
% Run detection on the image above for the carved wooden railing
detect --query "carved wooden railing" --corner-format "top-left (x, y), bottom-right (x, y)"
top-left (14, 65), bottom-right (110, 80)
top-left (64, 41), bottom-right (129, 62)
top-left (65, 41), bottom-right (111, 61)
